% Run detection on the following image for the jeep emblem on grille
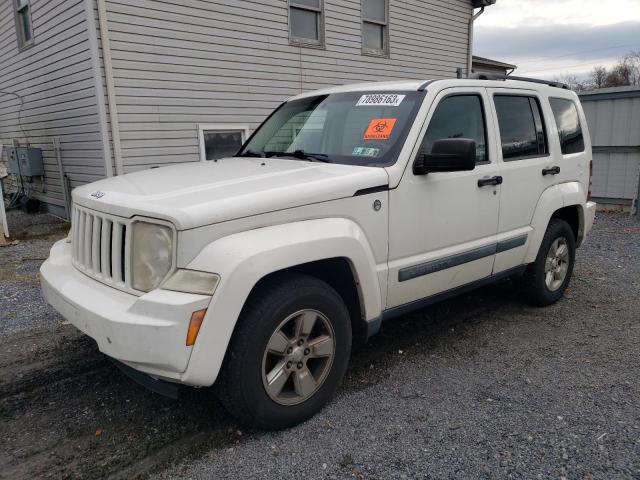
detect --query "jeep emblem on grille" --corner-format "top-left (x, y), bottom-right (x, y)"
top-left (90, 191), bottom-right (105, 199)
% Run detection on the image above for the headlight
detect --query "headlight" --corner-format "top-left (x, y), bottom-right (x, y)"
top-left (131, 222), bottom-right (173, 292)
top-left (162, 269), bottom-right (220, 296)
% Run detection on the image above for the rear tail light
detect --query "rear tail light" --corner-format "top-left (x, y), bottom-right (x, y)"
top-left (587, 160), bottom-right (593, 201)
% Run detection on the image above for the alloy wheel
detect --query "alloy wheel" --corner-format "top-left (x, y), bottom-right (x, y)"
top-left (261, 309), bottom-right (336, 406)
top-left (544, 237), bottom-right (570, 291)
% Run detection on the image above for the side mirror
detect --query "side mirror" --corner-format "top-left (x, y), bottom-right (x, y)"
top-left (413, 138), bottom-right (477, 175)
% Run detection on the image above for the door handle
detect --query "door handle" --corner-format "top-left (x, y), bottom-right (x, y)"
top-left (478, 176), bottom-right (503, 187)
top-left (542, 166), bottom-right (561, 176)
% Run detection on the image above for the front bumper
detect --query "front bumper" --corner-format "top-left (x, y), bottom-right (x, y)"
top-left (40, 240), bottom-right (211, 383)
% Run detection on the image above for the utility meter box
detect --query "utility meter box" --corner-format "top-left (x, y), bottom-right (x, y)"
top-left (6, 146), bottom-right (44, 177)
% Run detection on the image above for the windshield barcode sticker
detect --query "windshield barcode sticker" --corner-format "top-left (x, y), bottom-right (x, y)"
top-left (357, 94), bottom-right (405, 107)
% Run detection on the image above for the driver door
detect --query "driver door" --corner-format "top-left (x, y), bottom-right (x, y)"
top-left (387, 87), bottom-right (501, 309)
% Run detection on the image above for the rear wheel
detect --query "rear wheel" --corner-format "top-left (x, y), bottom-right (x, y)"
top-left (215, 273), bottom-right (351, 429)
top-left (522, 218), bottom-right (576, 306)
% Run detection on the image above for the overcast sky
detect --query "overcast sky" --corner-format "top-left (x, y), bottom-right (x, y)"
top-left (474, 0), bottom-right (640, 79)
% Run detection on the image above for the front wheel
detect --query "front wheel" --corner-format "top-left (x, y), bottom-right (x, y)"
top-left (214, 273), bottom-right (352, 429)
top-left (522, 218), bottom-right (576, 306)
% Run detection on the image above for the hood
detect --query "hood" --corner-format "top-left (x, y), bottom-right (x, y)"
top-left (72, 157), bottom-right (389, 230)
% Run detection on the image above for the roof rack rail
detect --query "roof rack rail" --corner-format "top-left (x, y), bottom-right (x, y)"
top-left (417, 79), bottom-right (436, 92)
top-left (468, 73), bottom-right (570, 90)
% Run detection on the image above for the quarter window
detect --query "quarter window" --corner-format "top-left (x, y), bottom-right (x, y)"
top-left (549, 98), bottom-right (585, 154)
top-left (362, 0), bottom-right (389, 56)
top-left (14, 0), bottom-right (34, 49)
top-left (494, 95), bottom-right (548, 160)
top-left (418, 95), bottom-right (488, 164)
top-left (289, 0), bottom-right (324, 46)
top-left (199, 125), bottom-right (250, 161)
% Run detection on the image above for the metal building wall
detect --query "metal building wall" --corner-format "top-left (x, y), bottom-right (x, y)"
top-left (579, 87), bottom-right (640, 209)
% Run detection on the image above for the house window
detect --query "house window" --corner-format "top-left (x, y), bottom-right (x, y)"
top-left (14, 0), bottom-right (34, 50)
top-left (362, 0), bottom-right (389, 56)
top-left (198, 124), bottom-right (250, 161)
top-left (289, 0), bottom-right (324, 47)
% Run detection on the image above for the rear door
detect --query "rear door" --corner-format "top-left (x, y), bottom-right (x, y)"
top-left (487, 89), bottom-right (556, 274)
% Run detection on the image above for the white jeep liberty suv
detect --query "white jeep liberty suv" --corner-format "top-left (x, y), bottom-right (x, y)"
top-left (41, 77), bottom-right (596, 429)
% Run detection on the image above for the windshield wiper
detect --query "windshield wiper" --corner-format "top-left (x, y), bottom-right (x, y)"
top-left (265, 150), bottom-right (331, 163)
top-left (238, 149), bottom-right (265, 158)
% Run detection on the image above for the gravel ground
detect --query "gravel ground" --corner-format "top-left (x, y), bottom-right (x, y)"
top-left (0, 211), bottom-right (639, 479)
top-left (1, 211), bottom-right (70, 335)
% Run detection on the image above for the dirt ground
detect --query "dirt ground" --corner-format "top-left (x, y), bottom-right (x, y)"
top-left (0, 210), bottom-right (639, 479)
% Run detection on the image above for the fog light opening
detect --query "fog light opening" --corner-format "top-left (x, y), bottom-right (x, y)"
top-left (186, 309), bottom-right (207, 346)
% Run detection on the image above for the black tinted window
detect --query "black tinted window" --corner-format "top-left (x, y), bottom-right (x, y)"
top-left (420, 95), bottom-right (487, 163)
top-left (549, 98), bottom-right (585, 154)
top-left (494, 95), bottom-right (547, 160)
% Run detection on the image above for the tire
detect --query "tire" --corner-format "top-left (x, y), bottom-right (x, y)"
top-left (214, 273), bottom-right (352, 430)
top-left (521, 218), bottom-right (576, 306)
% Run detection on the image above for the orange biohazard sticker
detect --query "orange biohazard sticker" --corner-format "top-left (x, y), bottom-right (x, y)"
top-left (364, 118), bottom-right (397, 140)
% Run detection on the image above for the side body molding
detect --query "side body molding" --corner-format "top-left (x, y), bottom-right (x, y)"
top-left (180, 218), bottom-right (382, 386)
top-left (525, 181), bottom-right (587, 264)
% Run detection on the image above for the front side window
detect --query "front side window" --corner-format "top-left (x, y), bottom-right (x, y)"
top-left (289, 0), bottom-right (324, 46)
top-left (362, 0), bottom-right (389, 56)
top-left (199, 125), bottom-right (249, 161)
top-left (494, 95), bottom-right (548, 161)
top-left (418, 95), bottom-right (487, 163)
top-left (14, 0), bottom-right (34, 49)
top-left (549, 98), bottom-right (585, 155)
top-left (240, 91), bottom-right (424, 166)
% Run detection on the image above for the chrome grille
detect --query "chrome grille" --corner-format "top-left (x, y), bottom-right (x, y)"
top-left (71, 205), bottom-right (131, 291)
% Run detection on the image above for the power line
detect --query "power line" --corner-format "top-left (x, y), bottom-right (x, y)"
top-left (519, 58), bottom-right (624, 75)
top-left (512, 43), bottom-right (639, 66)
top-left (0, 90), bottom-right (29, 144)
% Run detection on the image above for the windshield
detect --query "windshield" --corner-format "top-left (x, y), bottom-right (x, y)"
top-left (239, 91), bottom-right (425, 166)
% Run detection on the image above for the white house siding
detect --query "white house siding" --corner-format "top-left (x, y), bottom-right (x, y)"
top-left (580, 88), bottom-right (640, 204)
top-left (0, 0), bottom-right (107, 211)
top-left (102, 0), bottom-right (473, 172)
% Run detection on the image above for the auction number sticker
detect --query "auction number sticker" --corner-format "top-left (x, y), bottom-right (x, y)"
top-left (357, 94), bottom-right (405, 107)
top-left (364, 118), bottom-right (397, 140)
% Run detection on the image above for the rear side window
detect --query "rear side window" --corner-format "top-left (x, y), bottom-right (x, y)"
top-left (419, 95), bottom-right (487, 163)
top-left (549, 98), bottom-right (585, 154)
top-left (494, 95), bottom-right (548, 160)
